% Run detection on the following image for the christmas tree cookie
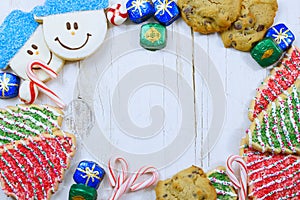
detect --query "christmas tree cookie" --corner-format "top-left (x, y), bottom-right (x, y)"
top-left (246, 81), bottom-right (300, 155)
top-left (248, 46), bottom-right (300, 121)
top-left (0, 131), bottom-right (76, 200)
top-left (0, 104), bottom-right (63, 145)
top-left (207, 166), bottom-right (237, 200)
top-left (240, 139), bottom-right (300, 200)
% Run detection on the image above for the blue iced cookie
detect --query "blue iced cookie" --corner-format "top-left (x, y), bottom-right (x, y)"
top-left (126, 0), bottom-right (155, 23)
top-left (265, 23), bottom-right (295, 51)
top-left (153, 0), bottom-right (180, 26)
top-left (0, 72), bottom-right (20, 99)
top-left (73, 160), bottom-right (105, 190)
top-left (0, 10), bottom-right (39, 70)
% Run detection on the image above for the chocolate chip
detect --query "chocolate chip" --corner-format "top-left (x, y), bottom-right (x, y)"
top-left (249, 18), bottom-right (253, 24)
top-left (163, 194), bottom-right (168, 198)
top-left (192, 170), bottom-right (199, 174)
top-left (193, 193), bottom-right (198, 198)
top-left (234, 22), bottom-right (242, 30)
top-left (188, 174), bottom-right (193, 178)
top-left (231, 41), bottom-right (237, 47)
top-left (183, 6), bottom-right (193, 15)
top-left (256, 25), bottom-right (265, 32)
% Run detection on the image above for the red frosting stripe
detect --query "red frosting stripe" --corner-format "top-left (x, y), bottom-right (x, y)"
top-left (0, 131), bottom-right (76, 200)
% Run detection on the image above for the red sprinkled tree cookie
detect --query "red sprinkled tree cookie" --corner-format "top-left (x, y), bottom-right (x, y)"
top-left (240, 139), bottom-right (300, 200)
top-left (0, 131), bottom-right (76, 200)
top-left (248, 46), bottom-right (300, 121)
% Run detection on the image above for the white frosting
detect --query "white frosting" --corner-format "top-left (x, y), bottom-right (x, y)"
top-left (39, 10), bottom-right (107, 61)
top-left (9, 26), bottom-right (64, 82)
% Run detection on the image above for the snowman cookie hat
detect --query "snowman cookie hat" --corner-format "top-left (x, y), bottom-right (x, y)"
top-left (0, 10), bottom-right (39, 70)
top-left (33, 0), bottom-right (109, 17)
top-left (33, 0), bottom-right (109, 61)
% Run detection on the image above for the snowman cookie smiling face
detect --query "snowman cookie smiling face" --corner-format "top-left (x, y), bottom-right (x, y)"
top-left (9, 26), bottom-right (64, 82)
top-left (36, 10), bottom-right (107, 61)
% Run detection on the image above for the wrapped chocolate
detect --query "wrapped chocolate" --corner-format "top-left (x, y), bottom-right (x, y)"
top-left (265, 23), bottom-right (295, 51)
top-left (153, 0), bottom-right (180, 26)
top-left (73, 160), bottom-right (106, 189)
top-left (251, 38), bottom-right (283, 68)
top-left (69, 184), bottom-right (97, 200)
top-left (140, 23), bottom-right (167, 51)
top-left (0, 72), bottom-right (20, 99)
top-left (126, 0), bottom-right (155, 23)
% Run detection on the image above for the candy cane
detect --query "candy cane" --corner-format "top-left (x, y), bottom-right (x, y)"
top-left (108, 157), bottom-right (129, 189)
top-left (26, 60), bottom-right (65, 108)
top-left (108, 157), bottom-right (159, 200)
top-left (226, 155), bottom-right (248, 200)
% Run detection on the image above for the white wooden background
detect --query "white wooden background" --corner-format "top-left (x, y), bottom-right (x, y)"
top-left (0, 0), bottom-right (300, 199)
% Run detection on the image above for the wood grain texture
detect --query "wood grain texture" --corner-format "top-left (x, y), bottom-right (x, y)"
top-left (0, 0), bottom-right (299, 199)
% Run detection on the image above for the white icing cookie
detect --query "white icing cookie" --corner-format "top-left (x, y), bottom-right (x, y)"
top-left (36, 10), bottom-right (107, 61)
top-left (9, 26), bottom-right (64, 82)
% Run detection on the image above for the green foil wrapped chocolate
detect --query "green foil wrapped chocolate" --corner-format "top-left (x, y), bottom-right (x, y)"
top-left (140, 23), bottom-right (166, 51)
top-left (69, 184), bottom-right (97, 200)
top-left (250, 38), bottom-right (283, 68)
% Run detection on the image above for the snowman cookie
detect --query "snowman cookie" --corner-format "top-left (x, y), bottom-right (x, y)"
top-left (0, 10), bottom-right (64, 105)
top-left (33, 0), bottom-right (108, 61)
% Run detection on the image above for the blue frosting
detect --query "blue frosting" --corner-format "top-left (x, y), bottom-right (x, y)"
top-left (33, 0), bottom-right (109, 17)
top-left (0, 10), bottom-right (39, 69)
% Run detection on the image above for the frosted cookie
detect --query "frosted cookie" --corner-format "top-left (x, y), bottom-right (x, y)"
top-left (220, 0), bottom-right (278, 51)
top-left (0, 10), bottom-right (64, 81)
top-left (0, 131), bottom-right (76, 200)
top-left (9, 25), bottom-right (64, 82)
top-left (33, 0), bottom-right (108, 61)
top-left (240, 139), bottom-right (300, 200)
top-left (155, 166), bottom-right (217, 200)
top-left (207, 167), bottom-right (237, 200)
top-left (246, 80), bottom-right (300, 155)
top-left (0, 104), bottom-right (63, 145)
top-left (177, 0), bottom-right (241, 34)
top-left (248, 47), bottom-right (300, 121)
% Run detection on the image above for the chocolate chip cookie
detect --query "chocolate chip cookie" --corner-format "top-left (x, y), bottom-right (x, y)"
top-left (155, 166), bottom-right (217, 200)
top-left (220, 0), bottom-right (278, 51)
top-left (177, 0), bottom-right (241, 34)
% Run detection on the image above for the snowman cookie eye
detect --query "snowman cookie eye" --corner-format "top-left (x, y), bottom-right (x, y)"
top-left (74, 22), bottom-right (78, 30)
top-left (32, 44), bottom-right (38, 50)
top-left (27, 50), bottom-right (33, 55)
top-left (66, 22), bottom-right (71, 30)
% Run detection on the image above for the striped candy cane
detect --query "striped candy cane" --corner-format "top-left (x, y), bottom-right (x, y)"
top-left (226, 155), bottom-right (248, 200)
top-left (26, 60), bottom-right (65, 108)
top-left (108, 156), bottom-right (159, 200)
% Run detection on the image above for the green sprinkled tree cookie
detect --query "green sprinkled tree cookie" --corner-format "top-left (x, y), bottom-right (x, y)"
top-left (0, 104), bottom-right (63, 145)
top-left (246, 81), bottom-right (300, 155)
top-left (207, 166), bottom-right (237, 200)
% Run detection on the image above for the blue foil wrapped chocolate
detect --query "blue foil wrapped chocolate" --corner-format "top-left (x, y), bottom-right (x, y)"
top-left (126, 0), bottom-right (155, 23)
top-left (73, 160), bottom-right (105, 190)
top-left (265, 23), bottom-right (295, 51)
top-left (153, 0), bottom-right (180, 26)
top-left (0, 72), bottom-right (20, 99)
